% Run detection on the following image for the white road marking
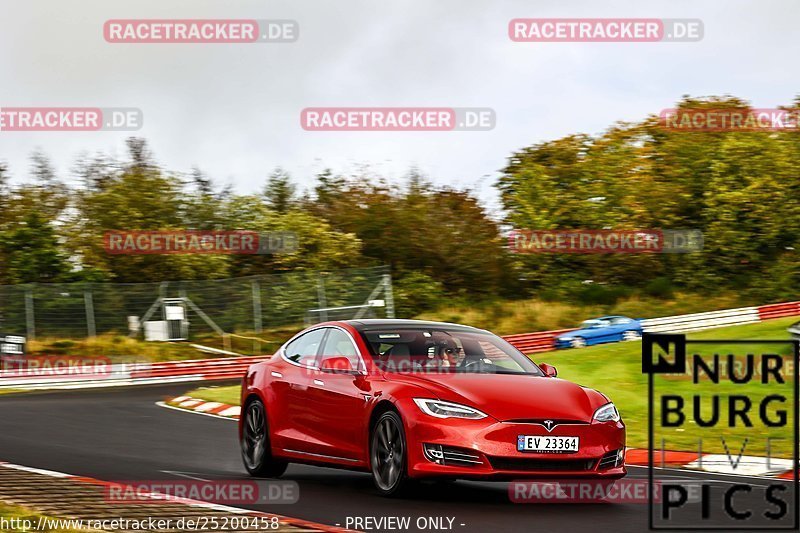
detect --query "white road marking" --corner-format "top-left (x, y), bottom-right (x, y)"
top-left (160, 470), bottom-right (212, 482)
top-left (626, 464), bottom-right (794, 484)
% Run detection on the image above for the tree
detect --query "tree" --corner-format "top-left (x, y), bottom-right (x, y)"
top-left (223, 195), bottom-right (363, 277)
top-left (308, 171), bottom-right (513, 296)
top-left (66, 139), bottom-right (229, 282)
top-left (497, 95), bottom-right (800, 298)
top-left (264, 168), bottom-right (296, 214)
top-left (0, 213), bottom-right (70, 283)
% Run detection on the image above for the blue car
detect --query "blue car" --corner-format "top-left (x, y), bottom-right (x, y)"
top-left (554, 315), bottom-right (643, 349)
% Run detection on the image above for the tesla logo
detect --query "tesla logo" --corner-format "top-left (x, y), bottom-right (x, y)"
top-left (542, 420), bottom-right (556, 432)
top-left (642, 333), bottom-right (686, 374)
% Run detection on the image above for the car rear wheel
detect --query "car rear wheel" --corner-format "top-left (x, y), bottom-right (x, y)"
top-left (241, 399), bottom-right (288, 478)
top-left (371, 411), bottom-right (410, 496)
top-left (622, 330), bottom-right (641, 341)
top-left (570, 337), bottom-right (587, 348)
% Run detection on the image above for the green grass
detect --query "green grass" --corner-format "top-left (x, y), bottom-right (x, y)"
top-left (183, 317), bottom-right (799, 458)
top-left (184, 384), bottom-right (241, 405)
top-left (535, 317), bottom-right (798, 457)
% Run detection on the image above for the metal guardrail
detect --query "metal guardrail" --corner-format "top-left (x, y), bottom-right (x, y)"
top-left (501, 329), bottom-right (575, 354)
top-left (0, 356), bottom-right (265, 389)
top-left (758, 301), bottom-right (800, 321)
top-left (506, 300), bottom-right (800, 354)
top-left (639, 306), bottom-right (761, 333)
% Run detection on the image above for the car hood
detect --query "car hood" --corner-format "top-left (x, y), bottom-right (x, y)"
top-left (385, 372), bottom-right (609, 422)
top-left (557, 328), bottom-right (597, 339)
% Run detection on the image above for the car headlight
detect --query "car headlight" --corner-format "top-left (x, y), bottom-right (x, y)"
top-left (413, 398), bottom-right (488, 420)
top-left (593, 402), bottom-right (621, 422)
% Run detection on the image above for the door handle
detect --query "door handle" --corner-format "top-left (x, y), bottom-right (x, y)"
top-left (313, 379), bottom-right (325, 386)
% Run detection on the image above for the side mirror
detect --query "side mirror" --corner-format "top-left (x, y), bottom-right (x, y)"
top-left (540, 363), bottom-right (558, 378)
top-left (320, 356), bottom-right (355, 373)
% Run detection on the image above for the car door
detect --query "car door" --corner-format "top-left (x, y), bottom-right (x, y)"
top-left (585, 319), bottom-right (612, 344)
top-left (609, 317), bottom-right (633, 341)
top-left (271, 327), bottom-right (326, 453)
top-left (304, 327), bottom-right (372, 461)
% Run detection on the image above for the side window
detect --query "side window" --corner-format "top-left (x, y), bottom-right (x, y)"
top-left (283, 329), bottom-right (326, 366)
top-left (611, 317), bottom-right (631, 325)
top-left (319, 328), bottom-right (362, 372)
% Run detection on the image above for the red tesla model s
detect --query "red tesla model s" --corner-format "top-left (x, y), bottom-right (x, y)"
top-left (239, 319), bottom-right (626, 496)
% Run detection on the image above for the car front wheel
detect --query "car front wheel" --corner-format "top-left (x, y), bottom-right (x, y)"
top-left (570, 337), bottom-right (587, 348)
top-left (371, 411), bottom-right (411, 496)
top-left (241, 398), bottom-right (288, 478)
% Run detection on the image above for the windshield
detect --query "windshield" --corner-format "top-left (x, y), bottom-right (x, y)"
top-left (360, 328), bottom-right (544, 376)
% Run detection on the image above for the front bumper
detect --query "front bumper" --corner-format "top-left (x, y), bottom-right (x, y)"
top-left (554, 338), bottom-right (574, 349)
top-left (404, 408), bottom-right (626, 480)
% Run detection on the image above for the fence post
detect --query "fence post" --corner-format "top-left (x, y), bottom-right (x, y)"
top-left (383, 274), bottom-right (395, 318)
top-left (84, 288), bottom-right (96, 337)
top-left (179, 288), bottom-right (189, 340)
top-left (317, 275), bottom-right (328, 321)
top-left (24, 286), bottom-right (35, 341)
top-left (251, 279), bottom-right (262, 354)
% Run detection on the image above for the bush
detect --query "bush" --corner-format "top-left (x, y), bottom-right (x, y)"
top-left (643, 277), bottom-right (675, 299)
top-left (575, 283), bottom-right (631, 307)
top-left (393, 272), bottom-right (446, 318)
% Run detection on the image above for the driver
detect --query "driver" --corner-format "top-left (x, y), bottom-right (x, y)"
top-left (429, 339), bottom-right (464, 368)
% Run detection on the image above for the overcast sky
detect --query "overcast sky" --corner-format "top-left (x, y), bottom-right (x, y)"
top-left (1, 0), bottom-right (798, 210)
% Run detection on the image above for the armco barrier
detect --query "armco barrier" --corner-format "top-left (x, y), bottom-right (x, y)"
top-left (1, 301), bottom-right (797, 388)
top-left (758, 301), bottom-right (800, 321)
top-left (501, 329), bottom-right (575, 354)
top-left (639, 306), bottom-right (761, 333)
top-left (0, 356), bottom-right (266, 390)
top-left (502, 300), bottom-right (799, 354)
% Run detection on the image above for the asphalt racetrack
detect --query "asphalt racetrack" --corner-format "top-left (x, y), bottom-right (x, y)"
top-left (0, 384), bottom-right (795, 532)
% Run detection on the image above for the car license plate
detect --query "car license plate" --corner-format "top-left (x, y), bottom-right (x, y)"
top-left (517, 435), bottom-right (579, 453)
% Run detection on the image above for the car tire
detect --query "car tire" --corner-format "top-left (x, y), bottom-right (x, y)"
top-left (570, 337), bottom-right (587, 348)
top-left (622, 330), bottom-right (641, 341)
top-left (370, 410), bottom-right (411, 497)
top-left (241, 398), bottom-right (288, 478)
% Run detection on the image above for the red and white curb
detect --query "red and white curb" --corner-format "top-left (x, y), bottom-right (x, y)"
top-left (0, 356), bottom-right (266, 391)
top-left (0, 461), bottom-right (351, 532)
top-left (625, 448), bottom-right (797, 479)
top-left (159, 396), bottom-right (241, 420)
